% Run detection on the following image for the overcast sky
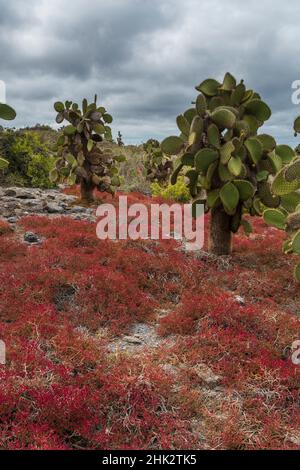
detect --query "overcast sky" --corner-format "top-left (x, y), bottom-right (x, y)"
top-left (1, 0), bottom-right (300, 145)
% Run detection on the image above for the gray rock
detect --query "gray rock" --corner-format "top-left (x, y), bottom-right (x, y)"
top-left (16, 189), bottom-right (36, 199)
top-left (24, 232), bottom-right (41, 244)
top-left (45, 202), bottom-right (64, 214)
top-left (7, 217), bottom-right (18, 224)
top-left (4, 189), bottom-right (17, 197)
top-left (123, 336), bottom-right (143, 345)
top-left (71, 206), bottom-right (87, 213)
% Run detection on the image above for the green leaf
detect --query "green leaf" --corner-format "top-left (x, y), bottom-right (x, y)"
top-left (176, 115), bottom-right (190, 136)
top-left (181, 153), bottom-right (194, 166)
top-left (256, 170), bottom-right (269, 182)
top-left (220, 182), bottom-right (240, 214)
top-left (195, 149), bottom-right (219, 173)
top-left (241, 219), bottom-right (253, 236)
top-left (0, 157), bottom-right (9, 169)
top-left (211, 107), bottom-right (236, 129)
top-left (272, 167), bottom-right (300, 195)
top-left (294, 116), bottom-right (300, 134)
top-left (207, 124), bottom-right (221, 148)
top-left (245, 99), bottom-right (271, 122)
top-left (195, 78), bottom-right (220, 96)
top-left (228, 156), bottom-right (242, 176)
top-left (245, 137), bottom-right (263, 164)
top-left (291, 230), bottom-right (300, 254)
top-left (161, 136), bottom-right (184, 156)
top-left (281, 192), bottom-right (300, 213)
top-left (207, 189), bottom-right (220, 208)
top-left (66, 154), bottom-right (76, 165)
top-left (93, 123), bottom-right (106, 135)
top-left (0, 103), bottom-right (16, 120)
top-left (87, 139), bottom-right (94, 152)
top-left (63, 125), bottom-right (77, 136)
top-left (49, 168), bottom-right (59, 183)
top-left (171, 163), bottom-right (184, 185)
top-left (276, 145), bottom-right (295, 164)
top-left (54, 102), bottom-right (65, 113)
top-left (294, 263), bottom-right (300, 282)
top-left (233, 180), bottom-right (255, 201)
top-left (221, 72), bottom-right (236, 91)
top-left (67, 173), bottom-right (77, 186)
top-left (103, 113), bottom-right (113, 124)
top-left (263, 209), bottom-right (286, 230)
top-left (196, 94), bottom-right (207, 116)
top-left (220, 141), bottom-right (235, 164)
top-left (256, 134), bottom-right (276, 152)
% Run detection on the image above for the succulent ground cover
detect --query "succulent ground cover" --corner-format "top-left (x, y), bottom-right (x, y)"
top-left (0, 189), bottom-right (300, 450)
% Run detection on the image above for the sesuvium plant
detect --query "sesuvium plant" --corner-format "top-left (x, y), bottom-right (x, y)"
top-left (263, 117), bottom-right (300, 282)
top-left (0, 102), bottom-right (16, 169)
top-left (161, 72), bottom-right (293, 255)
top-left (51, 96), bottom-right (125, 203)
top-left (143, 139), bottom-right (173, 184)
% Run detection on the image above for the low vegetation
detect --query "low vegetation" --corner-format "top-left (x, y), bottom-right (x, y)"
top-left (1, 75), bottom-right (300, 450)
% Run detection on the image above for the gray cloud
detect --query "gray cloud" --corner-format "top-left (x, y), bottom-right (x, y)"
top-left (1, 0), bottom-right (300, 145)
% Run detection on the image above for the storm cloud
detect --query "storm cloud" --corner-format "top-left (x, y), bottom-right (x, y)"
top-left (1, 0), bottom-right (300, 144)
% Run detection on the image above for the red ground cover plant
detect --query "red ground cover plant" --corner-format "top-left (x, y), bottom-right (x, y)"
top-left (0, 191), bottom-right (300, 449)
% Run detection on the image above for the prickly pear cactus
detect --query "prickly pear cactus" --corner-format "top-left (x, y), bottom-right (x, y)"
top-left (263, 119), bottom-right (300, 282)
top-left (52, 96), bottom-right (125, 202)
top-left (162, 72), bottom-right (293, 255)
top-left (0, 102), bottom-right (16, 169)
top-left (143, 139), bottom-right (173, 184)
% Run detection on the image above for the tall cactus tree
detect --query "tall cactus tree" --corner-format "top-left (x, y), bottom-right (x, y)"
top-left (143, 139), bottom-right (173, 184)
top-left (52, 96), bottom-right (124, 203)
top-left (263, 117), bottom-right (300, 281)
top-left (0, 102), bottom-right (16, 169)
top-left (162, 73), bottom-right (292, 255)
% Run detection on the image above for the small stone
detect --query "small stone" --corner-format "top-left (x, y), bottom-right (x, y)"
top-left (193, 364), bottom-right (221, 388)
top-left (4, 189), bottom-right (17, 197)
top-left (7, 217), bottom-right (18, 224)
top-left (24, 232), bottom-right (41, 244)
top-left (16, 190), bottom-right (36, 199)
top-left (71, 206), bottom-right (87, 213)
top-left (45, 202), bottom-right (64, 214)
top-left (123, 336), bottom-right (143, 345)
top-left (234, 295), bottom-right (246, 306)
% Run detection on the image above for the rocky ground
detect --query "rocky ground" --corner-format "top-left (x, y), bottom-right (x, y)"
top-left (0, 186), bottom-right (96, 224)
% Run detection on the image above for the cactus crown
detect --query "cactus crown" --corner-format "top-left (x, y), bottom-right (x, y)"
top-left (52, 96), bottom-right (124, 193)
top-left (263, 116), bottom-right (300, 282)
top-left (162, 72), bottom-right (295, 233)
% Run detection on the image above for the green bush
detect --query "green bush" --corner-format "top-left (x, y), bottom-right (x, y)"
top-left (0, 130), bottom-right (56, 188)
top-left (151, 177), bottom-right (190, 202)
top-left (27, 153), bottom-right (56, 188)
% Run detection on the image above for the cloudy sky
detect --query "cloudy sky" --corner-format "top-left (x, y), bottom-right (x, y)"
top-left (1, 0), bottom-right (300, 145)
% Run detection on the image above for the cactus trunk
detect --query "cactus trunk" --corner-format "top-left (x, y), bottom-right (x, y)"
top-left (80, 179), bottom-right (95, 203)
top-left (209, 206), bottom-right (232, 255)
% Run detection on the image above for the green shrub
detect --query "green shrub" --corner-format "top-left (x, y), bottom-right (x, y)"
top-left (151, 177), bottom-right (190, 202)
top-left (27, 153), bottom-right (56, 188)
top-left (0, 130), bottom-right (55, 188)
